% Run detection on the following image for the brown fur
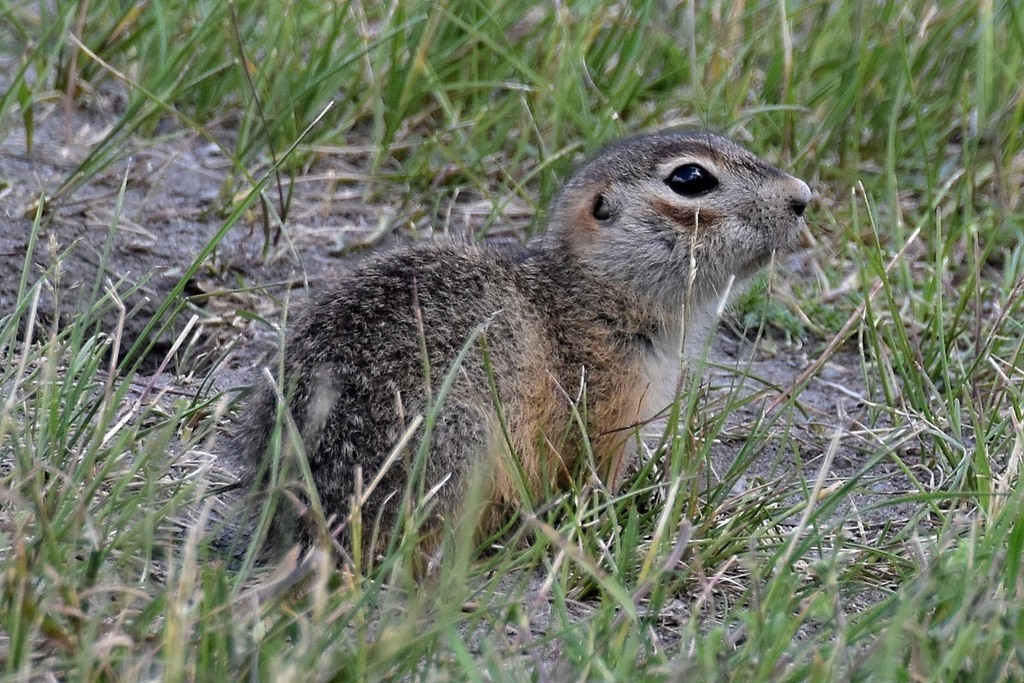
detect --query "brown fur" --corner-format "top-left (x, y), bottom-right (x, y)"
top-left (231, 130), bottom-right (812, 566)
top-left (651, 198), bottom-right (723, 235)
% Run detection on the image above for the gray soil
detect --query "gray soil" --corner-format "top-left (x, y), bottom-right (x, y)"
top-left (2, 102), bottom-right (926, 637)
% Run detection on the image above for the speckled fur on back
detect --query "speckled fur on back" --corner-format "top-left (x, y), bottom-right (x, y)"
top-left (233, 130), bottom-right (812, 565)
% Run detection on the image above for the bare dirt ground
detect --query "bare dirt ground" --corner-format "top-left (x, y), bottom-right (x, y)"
top-left (1, 102), bottom-right (925, 626)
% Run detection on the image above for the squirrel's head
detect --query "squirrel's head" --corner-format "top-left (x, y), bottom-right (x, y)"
top-left (547, 130), bottom-right (812, 314)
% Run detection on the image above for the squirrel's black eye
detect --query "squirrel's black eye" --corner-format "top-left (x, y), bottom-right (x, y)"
top-left (592, 194), bottom-right (611, 220)
top-left (665, 164), bottom-right (718, 197)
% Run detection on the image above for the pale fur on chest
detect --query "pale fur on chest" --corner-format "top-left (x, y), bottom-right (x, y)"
top-left (638, 334), bottom-right (684, 422)
top-left (637, 308), bottom-right (714, 422)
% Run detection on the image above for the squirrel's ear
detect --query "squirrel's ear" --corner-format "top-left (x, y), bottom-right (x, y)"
top-left (592, 193), bottom-right (612, 221)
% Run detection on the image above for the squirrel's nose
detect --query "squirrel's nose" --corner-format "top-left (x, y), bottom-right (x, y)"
top-left (789, 179), bottom-right (812, 217)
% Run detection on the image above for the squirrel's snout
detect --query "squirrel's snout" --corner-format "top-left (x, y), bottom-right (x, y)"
top-left (788, 179), bottom-right (812, 217)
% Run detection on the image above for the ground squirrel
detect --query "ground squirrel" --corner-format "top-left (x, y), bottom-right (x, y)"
top-left (234, 130), bottom-right (811, 566)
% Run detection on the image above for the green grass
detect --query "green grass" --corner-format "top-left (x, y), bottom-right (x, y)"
top-left (2, 0), bottom-right (1024, 680)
